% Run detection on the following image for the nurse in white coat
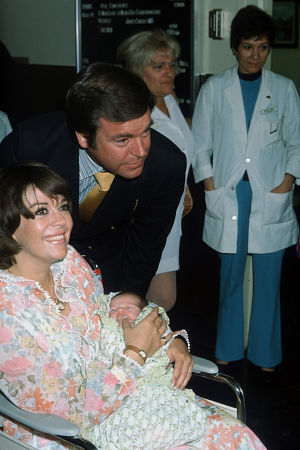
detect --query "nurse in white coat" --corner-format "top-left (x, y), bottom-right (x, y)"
top-left (117, 29), bottom-right (194, 311)
top-left (192, 5), bottom-right (300, 371)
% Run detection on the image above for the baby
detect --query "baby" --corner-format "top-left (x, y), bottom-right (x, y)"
top-left (82, 291), bottom-right (208, 449)
top-left (108, 291), bottom-right (148, 327)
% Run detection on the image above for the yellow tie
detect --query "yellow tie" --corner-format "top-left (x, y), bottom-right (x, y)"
top-left (79, 171), bottom-right (115, 222)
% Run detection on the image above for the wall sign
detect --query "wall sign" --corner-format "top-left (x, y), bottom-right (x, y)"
top-left (76, 0), bottom-right (194, 116)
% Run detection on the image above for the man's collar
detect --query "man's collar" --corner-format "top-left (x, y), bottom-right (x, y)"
top-left (79, 149), bottom-right (104, 181)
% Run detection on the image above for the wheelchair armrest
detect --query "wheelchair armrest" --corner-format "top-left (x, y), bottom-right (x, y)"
top-left (190, 357), bottom-right (246, 423)
top-left (192, 355), bottom-right (219, 374)
top-left (0, 391), bottom-right (79, 437)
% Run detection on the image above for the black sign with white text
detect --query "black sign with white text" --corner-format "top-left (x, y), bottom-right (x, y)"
top-left (78, 0), bottom-right (193, 115)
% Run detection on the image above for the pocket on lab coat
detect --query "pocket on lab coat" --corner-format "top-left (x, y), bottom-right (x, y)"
top-left (204, 187), bottom-right (225, 220)
top-left (263, 119), bottom-right (282, 145)
top-left (263, 189), bottom-right (293, 225)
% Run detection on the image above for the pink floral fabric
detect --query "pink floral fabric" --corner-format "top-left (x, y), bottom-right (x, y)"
top-left (0, 246), bottom-right (266, 449)
top-left (0, 246), bottom-right (142, 448)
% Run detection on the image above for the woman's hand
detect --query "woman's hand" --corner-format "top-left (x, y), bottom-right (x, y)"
top-left (122, 307), bottom-right (170, 363)
top-left (203, 177), bottom-right (215, 191)
top-left (271, 173), bottom-right (294, 194)
top-left (182, 184), bottom-right (193, 217)
top-left (167, 339), bottom-right (194, 389)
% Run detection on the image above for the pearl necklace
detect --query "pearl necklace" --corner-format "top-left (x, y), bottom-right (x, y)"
top-left (53, 300), bottom-right (66, 311)
top-left (48, 288), bottom-right (66, 312)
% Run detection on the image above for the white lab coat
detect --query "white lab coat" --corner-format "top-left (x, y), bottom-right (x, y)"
top-left (192, 66), bottom-right (300, 254)
top-left (151, 94), bottom-right (193, 273)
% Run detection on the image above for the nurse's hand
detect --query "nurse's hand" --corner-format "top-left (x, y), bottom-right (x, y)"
top-left (203, 177), bottom-right (215, 191)
top-left (182, 184), bottom-right (193, 217)
top-left (271, 173), bottom-right (295, 194)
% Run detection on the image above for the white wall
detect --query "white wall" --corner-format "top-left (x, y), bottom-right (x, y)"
top-left (0, 0), bottom-right (76, 66)
top-left (1, 0), bottom-right (297, 94)
top-left (193, 0), bottom-right (273, 75)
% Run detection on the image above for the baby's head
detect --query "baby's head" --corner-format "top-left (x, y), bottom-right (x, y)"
top-left (109, 291), bottom-right (148, 326)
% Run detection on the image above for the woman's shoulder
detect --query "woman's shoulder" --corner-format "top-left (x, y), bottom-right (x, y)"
top-left (263, 68), bottom-right (295, 88)
top-left (62, 245), bottom-right (98, 277)
top-left (52, 245), bottom-right (104, 295)
top-left (65, 245), bottom-right (90, 268)
top-left (263, 69), bottom-right (299, 102)
top-left (197, 67), bottom-right (237, 102)
top-left (0, 270), bottom-right (17, 303)
top-left (0, 269), bottom-right (34, 289)
top-left (0, 270), bottom-right (41, 319)
top-left (164, 93), bottom-right (185, 117)
top-left (205, 66), bottom-right (237, 87)
top-left (165, 92), bottom-right (179, 106)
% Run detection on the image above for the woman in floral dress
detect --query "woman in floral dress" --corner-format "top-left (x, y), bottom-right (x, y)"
top-left (0, 162), bottom-right (266, 449)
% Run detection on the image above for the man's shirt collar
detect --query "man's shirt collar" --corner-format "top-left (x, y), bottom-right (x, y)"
top-left (79, 149), bottom-right (105, 181)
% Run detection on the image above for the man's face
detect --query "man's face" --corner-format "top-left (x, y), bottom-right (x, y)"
top-left (76, 110), bottom-right (152, 179)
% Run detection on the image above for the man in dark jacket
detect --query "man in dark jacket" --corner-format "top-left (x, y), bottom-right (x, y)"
top-left (0, 63), bottom-right (186, 297)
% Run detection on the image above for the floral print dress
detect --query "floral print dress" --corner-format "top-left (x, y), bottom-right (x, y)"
top-left (0, 246), bottom-right (266, 449)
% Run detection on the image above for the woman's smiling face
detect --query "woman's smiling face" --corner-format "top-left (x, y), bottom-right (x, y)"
top-left (13, 186), bottom-right (73, 269)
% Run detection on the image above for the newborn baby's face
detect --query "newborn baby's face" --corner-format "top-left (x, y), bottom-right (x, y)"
top-left (109, 294), bottom-right (141, 327)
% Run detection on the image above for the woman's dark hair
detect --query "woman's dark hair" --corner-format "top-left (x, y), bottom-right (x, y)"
top-left (66, 62), bottom-right (154, 148)
top-left (230, 5), bottom-right (276, 50)
top-left (0, 161), bottom-right (72, 269)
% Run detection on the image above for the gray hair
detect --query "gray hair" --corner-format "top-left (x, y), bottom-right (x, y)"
top-left (116, 29), bottom-right (181, 76)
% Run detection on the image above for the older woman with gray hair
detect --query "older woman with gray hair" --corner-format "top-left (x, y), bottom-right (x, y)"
top-left (117, 29), bottom-right (194, 311)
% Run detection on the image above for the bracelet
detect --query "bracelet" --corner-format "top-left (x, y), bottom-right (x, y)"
top-left (124, 345), bottom-right (147, 363)
top-left (173, 330), bottom-right (190, 352)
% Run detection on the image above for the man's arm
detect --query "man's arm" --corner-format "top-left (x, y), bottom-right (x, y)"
top-left (121, 130), bottom-right (186, 295)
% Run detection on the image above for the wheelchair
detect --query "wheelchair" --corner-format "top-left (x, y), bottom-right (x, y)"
top-left (0, 355), bottom-right (245, 449)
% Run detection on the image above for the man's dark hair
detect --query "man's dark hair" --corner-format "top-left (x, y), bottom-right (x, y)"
top-left (230, 5), bottom-right (276, 51)
top-left (66, 63), bottom-right (154, 148)
top-left (0, 161), bottom-right (72, 269)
